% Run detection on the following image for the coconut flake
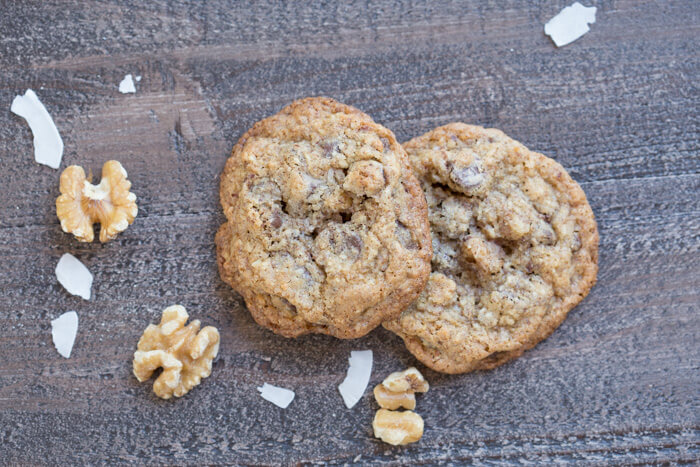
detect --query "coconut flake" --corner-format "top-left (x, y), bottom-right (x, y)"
top-left (10, 89), bottom-right (64, 169)
top-left (51, 311), bottom-right (78, 358)
top-left (119, 74), bottom-right (136, 94)
top-left (544, 2), bottom-right (597, 47)
top-left (55, 253), bottom-right (93, 300)
top-left (338, 350), bottom-right (373, 409)
top-left (257, 383), bottom-right (295, 408)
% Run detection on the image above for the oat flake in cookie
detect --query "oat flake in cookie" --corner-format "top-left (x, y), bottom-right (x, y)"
top-left (216, 98), bottom-right (432, 339)
top-left (383, 123), bottom-right (598, 374)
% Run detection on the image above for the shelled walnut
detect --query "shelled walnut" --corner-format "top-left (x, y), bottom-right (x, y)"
top-left (133, 305), bottom-right (220, 399)
top-left (373, 367), bottom-right (429, 410)
top-left (372, 409), bottom-right (424, 446)
top-left (372, 367), bottom-right (429, 445)
top-left (56, 160), bottom-right (137, 242)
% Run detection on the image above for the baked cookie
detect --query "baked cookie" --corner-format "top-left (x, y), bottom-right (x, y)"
top-left (216, 98), bottom-right (432, 339)
top-left (383, 123), bottom-right (598, 374)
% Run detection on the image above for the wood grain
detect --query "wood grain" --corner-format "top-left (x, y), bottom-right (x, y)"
top-left (0, 0), bottom-right (698, 464)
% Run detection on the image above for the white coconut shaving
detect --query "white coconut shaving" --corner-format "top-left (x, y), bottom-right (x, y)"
top-left (51, 311), bottom-right (78, 358)
top-left (544, 2), bottom-right (597, 47)
top-left (55, 253), bottom-right (93, 300)
top-left (338, 350), bottom-right (373, 409)
top-left (257, 383), bottom-right (295, 408)
top-left (118, 74), bottom-right (136, 94)
top-left (10, 89), bottom-right (64, 169)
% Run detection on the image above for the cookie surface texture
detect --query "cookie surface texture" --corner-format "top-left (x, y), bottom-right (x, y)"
top-left (383, 123), bottom-right (598, 373)
top-left (216, 97), bottom-right (432, 338)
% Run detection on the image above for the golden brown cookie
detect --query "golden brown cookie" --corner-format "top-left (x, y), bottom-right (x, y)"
top-left (383, 123), bottom-right (598, 373)
top-left (216, 97), bottom-right (432, 339)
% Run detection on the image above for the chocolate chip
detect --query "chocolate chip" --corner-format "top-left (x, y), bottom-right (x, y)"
top-left (482, 351), bottom-right (508, 365)
top-left (321, 140), bottom-right (338, 158)
top-left (395, 221), bottom-right (418, 250)
top-left (537, 224), bottom-right (557, 245)
top-left (317, 225), bottom-right (363, 262)
top-left (270, 212), bottom-right (282, 229)
top-left (279, 297), bottom-right (297, 314)
top-left (301, 267), bottom-right (313, 284)
top-left (526, 261), bottom-right (534, 274)
top-left (347, 234), bottom-right (362, 251)
top-left (572, 232), bottom-right (582, 251)
top-left (380, 137), bottom-right (391, 153)
top-left (450, 165), bottom-right (484, 189)
top-left (269, 294), bottom-right (298, 316)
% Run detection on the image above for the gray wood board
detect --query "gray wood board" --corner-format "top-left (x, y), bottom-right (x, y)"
top-left (0, 0), bottom-right (698, 464)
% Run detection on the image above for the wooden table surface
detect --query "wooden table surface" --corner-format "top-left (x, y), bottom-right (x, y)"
top-left (1, 1), bottom-right (698, 464)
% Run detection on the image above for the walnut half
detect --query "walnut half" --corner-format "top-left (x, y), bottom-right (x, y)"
top-left (133, 305), bottom-right (220, 399)
top-left (56, 160), bottom-right (137, 242)
top-left (373, 409), bottom-right (424, 446)
top-left (372, 367), bottom-right (429, 444)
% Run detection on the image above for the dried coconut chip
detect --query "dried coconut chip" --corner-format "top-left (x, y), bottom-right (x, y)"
top-left (544, 2), bottom-right (597, 47)
top-left (257, 383), bottom-right (295, 408)
top-left (55, 253), bottom-right (93, 300)
top-left (11, 89), bottom-right (64, 169)
top-left (51, 311), bottom-right (78, 358)
top-left (119, 74), bottom-right (136, 94)
top-left (338, 350), bottom-right (373, 409)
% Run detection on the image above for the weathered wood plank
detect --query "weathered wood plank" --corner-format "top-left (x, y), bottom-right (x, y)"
top-left (0, 0), bottom-right (698, 464)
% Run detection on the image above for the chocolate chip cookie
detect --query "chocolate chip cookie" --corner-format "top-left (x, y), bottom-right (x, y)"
top-left (383, 123), bottom-right (598, 373)
top-left (216, 98), bottom-right (432, 339)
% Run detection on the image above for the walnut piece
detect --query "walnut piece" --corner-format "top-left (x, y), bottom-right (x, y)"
top-left (372, 367), bottom-right (429, 443)
top-left (133, 305), bottom-right (220, 399)
top-left (382, 367), bottom-right (429, 393)
top-left (373, 383), bottom-right (416, 410)
top-left (373, 409), bottom-right (424, 445)
top-left (56, 160), bottom-right (137, 242)
top-left (374, 367), bottom-right (428, 410)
